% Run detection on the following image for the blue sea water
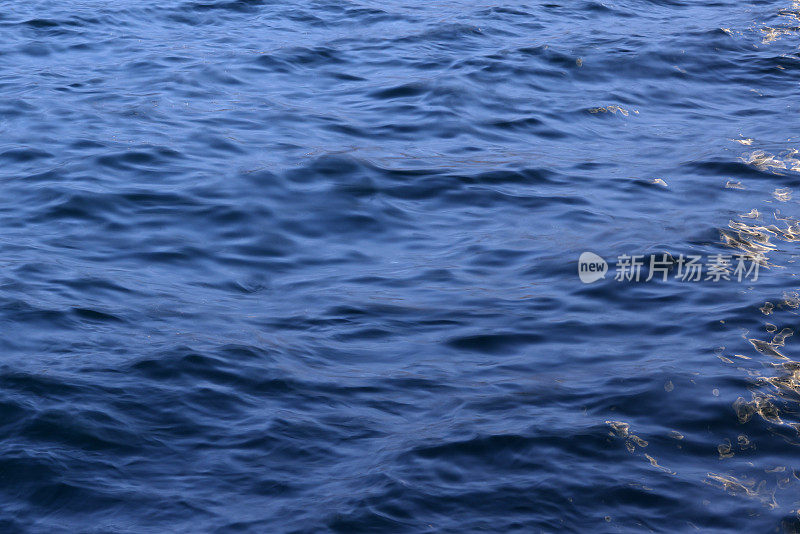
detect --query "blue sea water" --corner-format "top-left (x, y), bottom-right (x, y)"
top-left (1, 0), bottom-right (800, 531)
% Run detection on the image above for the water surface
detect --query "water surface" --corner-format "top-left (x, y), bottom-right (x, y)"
top-left (1, 0), bottom-right (800, 531)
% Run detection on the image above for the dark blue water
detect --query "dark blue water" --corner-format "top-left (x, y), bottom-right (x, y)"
top-left (2, 0), bottom-right (800, 531)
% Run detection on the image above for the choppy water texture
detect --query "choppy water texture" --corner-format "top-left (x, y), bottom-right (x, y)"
top-left (2, 0), bottom-right (800, 532)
